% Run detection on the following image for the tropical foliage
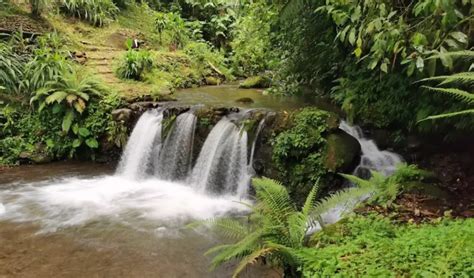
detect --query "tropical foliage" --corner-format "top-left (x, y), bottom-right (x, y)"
top-left (297, 215), bottom-right (474, 277)
top-left (60, 0), bottom-right (119, 26)
top-left (116, 46), bottom-right (153, 80)
top-left (30, 69), bottom-right (106, 133)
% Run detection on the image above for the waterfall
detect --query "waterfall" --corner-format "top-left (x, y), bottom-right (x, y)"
top-left (307, 121), bottom-right (405, 232)
top-left (154, 112), bottom-right (197, 181)
top-left (187, 117), bottom-right (250, 197)
top-left (115, 110), bottom-right (258, 198)
top-left (339, 120), bottom-right (403, 177)
top-left (117, 110), bottom-right (163, 179)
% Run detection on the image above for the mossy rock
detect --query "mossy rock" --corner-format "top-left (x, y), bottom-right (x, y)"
top-left (239, 76), bottom-right (271, 89)
top-left (324, 131), bottom-right (361, 172)
top-left (205, 76), bottom-right (221, 86)
top-left (235, 97), bottom-right (254, 104)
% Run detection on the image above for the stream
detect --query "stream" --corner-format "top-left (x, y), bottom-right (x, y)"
top-left (0, 86), bottom-right (400, 277)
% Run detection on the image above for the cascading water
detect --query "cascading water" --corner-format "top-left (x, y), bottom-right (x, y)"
top-left (154, 112), bottom-right (197, 181)
top-left (188, 116), bottom-right (250, 197)
top-left (339, 120), bottom-right (403, 177)
top-left (0, 109), bottom-right (262, 232)
top-left (116, 110), bottom-right (163, 179)
top-left (312, 120), bottom-right (404, 230)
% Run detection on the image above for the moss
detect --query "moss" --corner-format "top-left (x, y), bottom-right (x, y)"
top-left (205, 76), bottom-right (221, 85)
top-left (272, 108), bottom-right (331, 202)
top-left (324, 132), bottom-right (360, 172)
top-left (239, 76), bottom-right (271, 89)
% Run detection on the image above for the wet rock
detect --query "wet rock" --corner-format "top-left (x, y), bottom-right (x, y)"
top-left (235, 97), bottom-right (254, 104)
top-left (324, 130), bottom-right (361, 172)
top-left (239, 76), bottom-right (271, 89)
top-left (112, 108), bottom-right (133, 122)
top-left (128, 101), bottom-right (161, 111)
top-left (205, 76), bottom-right (221, 86)
top-left (18, 151), bottom-right (51, 164)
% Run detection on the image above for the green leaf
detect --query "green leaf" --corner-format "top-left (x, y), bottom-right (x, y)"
top-left (72, 138), bottom-right (82, 148)
top-left (450, 31), bottom-right (467, 44)
top-left (85, 138), bottom-right (99, 149)
top-left (354, 47), bottom-right (362, 58)
top-left (380, 62), bottom-right (388, 73)
top-left (46, 139), bottom-right (55, 148)
top-left (62, 110), bottom-right (75, 133)
top-left (416, 57), bottom-right (424, 70)
top-left (348, 28), bottom-right (356, 45)
top-left (78, 127), bottom-right (90, 137)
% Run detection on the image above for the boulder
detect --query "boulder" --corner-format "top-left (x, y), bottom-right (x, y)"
top-left (205, 76), bottom-right (221, 86)
top-left (112, 108), bottom-right (133, 122)
top-left (324, 130), bottom-right (361, 172)
top-left (235, 97), bottom-right (254, 104)
top-left (239, 76), bottom-right (271, 89)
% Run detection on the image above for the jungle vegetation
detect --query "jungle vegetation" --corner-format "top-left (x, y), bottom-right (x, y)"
top-left (0, 0), bottom-right (473, 276)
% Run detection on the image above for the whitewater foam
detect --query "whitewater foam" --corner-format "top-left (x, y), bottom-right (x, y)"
top-left (0, 176), bottom-right (249, 233)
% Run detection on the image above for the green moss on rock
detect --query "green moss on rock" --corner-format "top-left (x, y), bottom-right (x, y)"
top-left (239, 76), bottom-right (271, 89)
top-left (324, 131), bottom-right (361, 172)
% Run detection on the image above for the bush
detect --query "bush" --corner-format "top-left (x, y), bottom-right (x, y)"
top-left (299, 214), bottom-right (474, 277)
top-left (60, 0), bottom-right (119, 26)
top-left (0, 42), bottom-right (23, 95)
top-left (115, 49), bottom-right (153, 80)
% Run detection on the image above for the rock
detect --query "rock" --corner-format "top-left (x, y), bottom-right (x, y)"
top-left (112, 108), bottom-right (133, 122)
top-left (128, 102), bottom-right (161, 111)
top-left (324, 130), bottom-right (361, 172)
top-left (18, 151), bottom-right (51, 164)
top-left (235, 97), bottom-right (254, 104)
top-left (205, 76), bottom-right (221, 86)
top-left (239, 76), bottom-right (271, 89)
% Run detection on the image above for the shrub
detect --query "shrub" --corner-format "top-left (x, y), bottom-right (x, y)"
top-left (0, 42), bottom-right (23, 95)
top-left (298, 215), bottom-right (474, 277)
top-left (60, 0), bottom-right (119, 26)
top-left (116, 48), bottom-right (153, 80)
top-left (30, 69), bottom-right (106, 133)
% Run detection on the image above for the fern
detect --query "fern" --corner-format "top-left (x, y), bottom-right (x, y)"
top-left (418, 52), bottom-right (473, 121)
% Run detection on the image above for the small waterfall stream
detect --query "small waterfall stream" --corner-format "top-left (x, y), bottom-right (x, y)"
top-left (339, 120), bottom-right (403, 177)
top-left (313, 120), bottom-right (404, 229)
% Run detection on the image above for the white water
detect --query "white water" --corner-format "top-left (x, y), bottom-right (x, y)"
top-left (188, 117), bottom-right (251, 197)
top-left (116, 110), bottom-right (163, 179)
top-left (154, 112), bottom-right (197, 181)
top-left (309, 121), bottom-right (404, 232)
top-left (0, 110), bottom-right (257, 232)
top-left (340, 120), bottom-right (403, 177)
top-left (0, 177), bottom-right (248, 233)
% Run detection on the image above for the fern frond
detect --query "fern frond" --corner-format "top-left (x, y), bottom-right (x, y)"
top-left (207, 230), bottom-right (263, 270)
top-left (232, 247), bottom-right (274, 278)
top-left (418, 109), bottom-right (474, 122)
top-left (418, 72), bottom-right (474, 85)
top-left (312, 186), bottom-right (373, 218)
top-left (302, 181), bottom-right (319, 216)
top-left (340, 173), bottom-right (373, 188)
top-left (253, 178), bottom-right (295, 220)
top-left (189, 218), bottom-right (248, 240)
top-left (421, 86), bottom-right (474, 104)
